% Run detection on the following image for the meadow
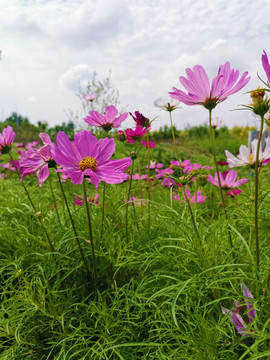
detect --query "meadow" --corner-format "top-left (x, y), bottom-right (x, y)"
top-left (1, 59), bottom-right (270, 359)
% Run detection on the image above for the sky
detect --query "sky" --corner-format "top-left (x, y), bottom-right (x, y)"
top-left (1, 0), bottom-right (270, 131)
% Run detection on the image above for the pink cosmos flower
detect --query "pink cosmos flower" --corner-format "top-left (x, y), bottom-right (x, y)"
top-left (146, 161), bottom-right (163, 169)
top-left (141, 140), bottom-right (155, 148)
top-left (208, 170), bottom-right (249, 194)
top-left (26, 140), bottom-right (39, 150)
top-left (130, 173), bottom-right (148, 180)
top-left (126, 125), bottom-right (147, 143)
top-left (222, 283), bottom-right (256, 337)
top-left (162, 178), bottom-right (180, 188)
top-left (74, 194), bottom-right (99, 206)
top-left (51, 130), bottom-right (132, 189)
top-left (129, 111), bottom-right (150, 128)
top-left (0, 126), bottom-right (16, 152)
top-left (124, 196), bottom-right (145, 205)
top-left (20, 133), bottom-right (55, 187)
top-left (262, 50), bottom-right (270, 84)
top-left (227, 188), bottom-right (242, 197)
top-left (84, 105), bottom-right (128, 131)
top-left (83, 92), bottom-right (98, 102)
top-left (0, 159), bottom-right (22, 172)
top-left (183, 162), bottom-right (212, 173)
top-left (155, 167), bottom-right (174, 179)
top-left (173, 189), bottom-right (206, 203)
top-left (169, 62), bottom-right (250, 109)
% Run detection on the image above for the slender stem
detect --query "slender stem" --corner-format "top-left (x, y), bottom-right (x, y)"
top-left (169, 111), bottom-right (178, 157)
top-left (8, 150), bottom-right (55, 251)
top-left (146, 130), bottom-right (151, 231)
top-left (138, 156), bottom-right (143, 219)
top-left (209, 110), bottom-right (234, 252)
top-left (125, 160), bottom-right (134, 242)
top-left (98, 182), bottom-right (106, 249)
top-left (83, 178), bottom-right (97, 300)
top-left (49, 175), bottom-right (62, 226)
top-left (56, 172), bottom-right (90, 278)
top-left (254, 116), bottom-right (264, 271)
top-left (183, 187), bottom-right (201, 246)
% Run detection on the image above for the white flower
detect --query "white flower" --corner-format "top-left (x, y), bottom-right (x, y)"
top-left (225, 137), bottom-right (270, 167)
top-left (153, 97), bottom-right (180, 112)
top-left (211, 117), bottom-right (223, 129)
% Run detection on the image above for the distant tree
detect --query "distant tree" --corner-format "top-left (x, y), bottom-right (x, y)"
top-left (64, 70), bottom-right (124, 130)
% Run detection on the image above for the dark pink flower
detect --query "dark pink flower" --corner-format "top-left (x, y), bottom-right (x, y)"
top-left (208, 170), bottom-right (248, 191)
top-left (227, 188), bottom-right (242, 197)
top-left (169, 62), bottom-right (250, 110)
top-left (84, 105), bottom-right (128, 131)
top-left (51, 130), bottom-right (132, 189)
top-left (217, 160), bottom-right (229, 166)
top-left (0, 126), bottom-right (16, 153)
top-left (141, 140), bottom-right (155, 148)
top-left (129, 111), bottom-right (150, 128)
top-left (126, 125), bottom-right (146, 143)
top-left (20, 133), bottom-right (55, 187)
top-left (262, 50), bottom-right (270, 84)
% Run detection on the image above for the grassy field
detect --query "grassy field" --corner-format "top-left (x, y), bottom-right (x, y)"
top-left (1, 129), bottom-right (270, 359)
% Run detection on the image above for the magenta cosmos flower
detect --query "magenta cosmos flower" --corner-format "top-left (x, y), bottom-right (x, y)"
top-left (208, 170), bottom-right (248, 196)
top-left (222, 283), bottom-right (256, 337)
top-left (0, 126), bottom-right (16, 153)
top-left (141, 140), bottom-right (155, 148)
top-left (74, 194), bottom-right (99, 206)
top-left (51, 130), bottom-right (132, 189)
top-left (173, 189), bottom-right (206, 203)
top-left (125, 125), bottom-right (146, 143)
top-left (129, 111), bottom-right (150, 128)
top-left (262, 50), bottom-right (270, 85)
top-left (20, 133), bottom-right (56, 187)
top-left (169, 62), bottom-right (250, 110)
top-left (84, 105), bottom-right (128, 131)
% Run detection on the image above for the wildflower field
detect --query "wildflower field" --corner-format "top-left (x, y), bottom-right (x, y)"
top-left (1, 55), bottom-right (270, 360)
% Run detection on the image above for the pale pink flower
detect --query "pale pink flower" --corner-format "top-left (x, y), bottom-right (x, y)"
top-left (169, 62), bottom-right (250, 109)
top-left (83, 92), bottom-right (98, 102)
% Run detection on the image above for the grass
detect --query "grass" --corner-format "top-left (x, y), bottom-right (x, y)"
top-left (0, 133), bottom-right (270, 359)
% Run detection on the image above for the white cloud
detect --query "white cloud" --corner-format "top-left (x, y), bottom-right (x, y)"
top-left (58, 64), bottom-right (93, 91)
top-left (1, 0), bottom-right (270, 128)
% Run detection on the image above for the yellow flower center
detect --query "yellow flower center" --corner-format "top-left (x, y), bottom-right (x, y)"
top-left (249, 154), bottom-right (253, 163)
top-left (79, 157), bottom-right (97, 171)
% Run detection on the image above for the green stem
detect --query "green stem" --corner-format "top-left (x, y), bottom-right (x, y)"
top-left (125, 160), bottom-right (134, 242)
top-left (56, 172), bottom-right (90, 278)
top-left (98, 182), bottom-right (106, 249)
top-left (146, 130), bottom-right (151, 231)
top-left (83, 178), bottom-right (98, 300)
top-left (182, 187), bottom-right (201, 246)
top-left (49, 175), bottom-right (62, 226)
top-left (254, 116), bottom-right (264, 272)
top-left (209, 110), bottom-right (234, 252)
top-left (8, 150), bottom-right (55, 252)
top-left (169, 111), bottom-right (178, 157)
